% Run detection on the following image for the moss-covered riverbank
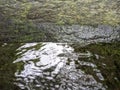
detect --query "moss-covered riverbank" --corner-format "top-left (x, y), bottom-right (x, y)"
top-left (0, 0), bottom-right (120, 42)
top-left (72, 42), bottom-right (120, 90)
top-left (0, 0), bottom-right (120, 26)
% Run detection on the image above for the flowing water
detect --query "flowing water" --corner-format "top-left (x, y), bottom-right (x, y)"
top-left (0, 42), bottom-right (120, 90)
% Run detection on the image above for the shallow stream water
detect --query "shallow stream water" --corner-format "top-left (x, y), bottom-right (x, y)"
top-left (0, 42), bottom-right (120, 90)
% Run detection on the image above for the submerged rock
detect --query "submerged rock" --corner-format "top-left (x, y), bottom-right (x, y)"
top-left (2, 42), bottom-right (118, 90)
top-left (35, 23), bottom-right (120, 43)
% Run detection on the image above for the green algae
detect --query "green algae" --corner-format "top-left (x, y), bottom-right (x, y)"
top-left (1, 0), bottom-right (120, 26)
top-left (72, 42), bottom-right (120, 90)
top-left (0, 43), bottom-right (21, 90)
top-left (0, 0), bottom-right (120, 42)
top-left (27, 0), bottom-right (120, 26)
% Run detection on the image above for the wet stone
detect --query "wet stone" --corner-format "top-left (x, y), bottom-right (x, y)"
top-left (0, 42), bottom-right (120, 90)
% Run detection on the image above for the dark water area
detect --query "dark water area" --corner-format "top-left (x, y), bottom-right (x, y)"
top-left (0, 42), bottom-right (120, 90)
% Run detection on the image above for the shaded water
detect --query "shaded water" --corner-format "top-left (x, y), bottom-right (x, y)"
top-left (0, 42), bottom-right (120, 90)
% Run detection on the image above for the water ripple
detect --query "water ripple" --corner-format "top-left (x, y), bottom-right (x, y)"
top-left (13, 42), bottom-right (106, 90)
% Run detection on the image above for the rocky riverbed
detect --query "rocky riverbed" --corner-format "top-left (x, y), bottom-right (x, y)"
top-left (1, 22), bottom-right (120, 43)
top-left (0, 42), bottom-right (120, 90)
top-left (0, 0), bottom-right (120, 43)
top-left (35, 23), bottom-right (120, 43)
top-left (0, 1), bottom-right (120, 90)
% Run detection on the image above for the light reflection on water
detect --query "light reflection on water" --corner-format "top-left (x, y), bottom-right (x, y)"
top-left (13, 42), bottom-right (106, 90)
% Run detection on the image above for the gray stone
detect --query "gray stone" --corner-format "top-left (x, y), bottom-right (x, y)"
top-left (36, 23), bottom-right (120, 43)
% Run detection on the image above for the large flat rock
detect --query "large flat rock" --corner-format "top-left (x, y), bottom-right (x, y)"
top-left (36, 23), bottom-right (120, 43)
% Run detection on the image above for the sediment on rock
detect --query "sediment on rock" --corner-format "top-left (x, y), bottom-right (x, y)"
top-left (35, 23), bottom-right (120, 43)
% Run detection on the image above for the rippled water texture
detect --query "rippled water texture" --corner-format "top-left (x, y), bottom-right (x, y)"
top-left (13, 42), bottom-right (106, 90)
top-left (0, 42), bottom-right (120, 90)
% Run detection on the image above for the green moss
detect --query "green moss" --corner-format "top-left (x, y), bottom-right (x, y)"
top-left (15, 62), bottom-right (24, 74)
top-left (0, 0), bottom-right (120, 42)
top-left (56, 0), bottom-right (120, 26)
top-left (73, 42), bottom-right (120, 56)
top-left (73, 42), bottom-right (120, 89)
top-left (0, 43), bottom-right (21, 90)
top-left (1, 0), bottom-right (120, 26)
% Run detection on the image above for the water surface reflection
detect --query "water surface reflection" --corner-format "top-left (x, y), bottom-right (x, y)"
top-left (13, 42), bottom-right (106, 90)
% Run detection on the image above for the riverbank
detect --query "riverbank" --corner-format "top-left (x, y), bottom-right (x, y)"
top-left (0, 0), bottom-right (120, 43)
